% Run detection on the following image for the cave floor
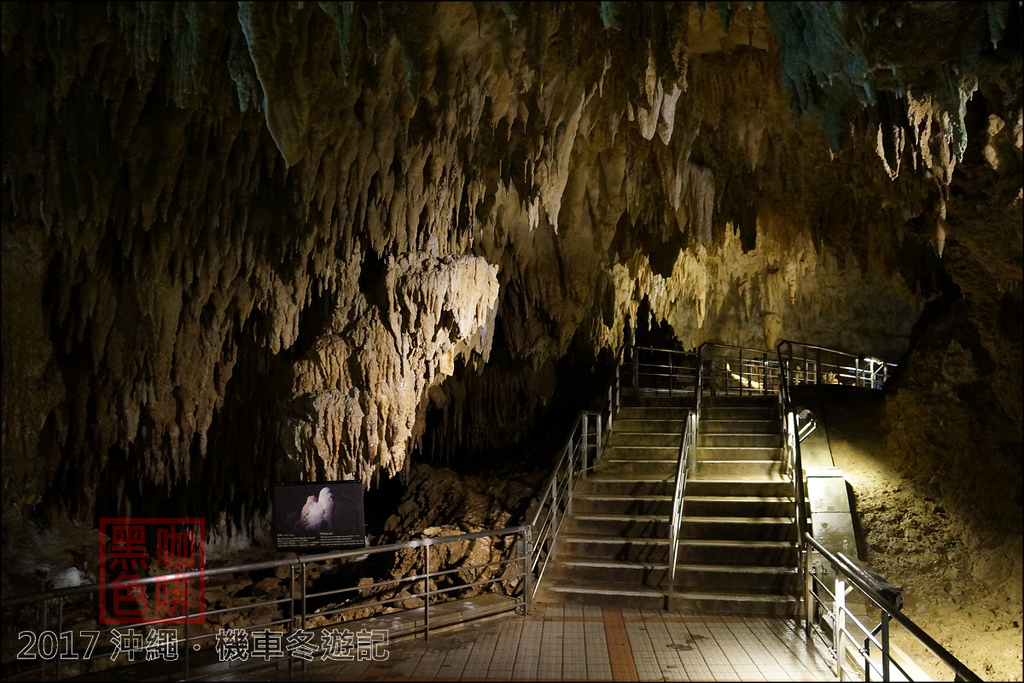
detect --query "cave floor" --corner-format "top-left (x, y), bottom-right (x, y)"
top-left (203, 603), bottom-right (837, 681)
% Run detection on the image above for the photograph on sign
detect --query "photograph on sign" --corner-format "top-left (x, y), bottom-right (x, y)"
top-left (273, 482), bottom-right (365, 550)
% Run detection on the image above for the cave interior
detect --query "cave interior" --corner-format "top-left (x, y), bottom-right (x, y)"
top-left (1, 1), bottom-right (1021, 678)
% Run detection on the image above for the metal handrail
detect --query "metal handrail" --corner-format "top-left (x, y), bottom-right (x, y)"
top-left (804, 533), bottom-right (981, 682)
top-left (776, 342), bottom-right (810, 628)
top-left (777, 340), bottom-right (897, 390)
top-left (666, 411), bottom-right (697, 610)
top-left (632, 345), bottom-right (696, 355)
top-left (527, 349), bottom-right (621, 603)
top-left (699, 341), bottom-right (779, 396)
top-left (2, 525), bottom-right (530, 681)
top-left (628, 345), bottom-right (698, 397)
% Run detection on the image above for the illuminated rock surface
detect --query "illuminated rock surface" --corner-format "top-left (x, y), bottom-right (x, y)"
top-left (0, 2), bottom-right (1020, 678)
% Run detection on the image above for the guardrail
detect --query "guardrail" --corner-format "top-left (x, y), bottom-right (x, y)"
top-left (626, 345), bottom-right (698, 396)
top-left (699, 342), bottom-right (780, 396)
top-left (778, 341), bottom-right (897, 390)
top-left (3, 351), bottom-right (625, 682)
top-left (804, 533), bottom-right (980, 682)
top-left (666, 411), bottom-right (697, 610)
top-left (776, 340), bottom-right (810, 629)
top-left (527, 350), bottom-right (621, 604)
top-left (1, 526), bottom-right (530, 681)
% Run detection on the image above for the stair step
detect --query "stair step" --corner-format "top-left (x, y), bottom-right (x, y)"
top-left (619, 397), bottom-right (692, 409)
top-left (701, 419), bottom-right (779, 433)
top-left (617, 407), bottom-right (691, 420)
top-left (607, 432), bottom-right (681, 447)
top-left (684, 495), bottom-right (794, 516)
top-left (685, 495), bottom-right (793, 503)
top-left (543, 582), bottom-right (667, 609)
top-left (696, 446), bottom-right (783, 460)
top-left (556, 557), bottom-right (670, 571)
top-left (567, 513), bottom-right (671, 536)
top-left (696, 460), bottom-right (784, 478)
top-left (702, 408), bottom-right (776, 421)
top-left (698, 433), bottom-right (783, 447)
top-left (597, 463), bottom-right (677, 477)
top-left (615, 418), bottom-right (688, 432)
top-left (560, 534), bottom-right (671, 561)
top-left (572, 513), bottom-right (670, 522)
top-left (685, 479), bottom-right (793, 496)
top-left (673, 568), bottom-right (801, 593)
top-left (673, 564), bottom-right (797, 574)
top-left (676, 539), bottom-right (798, 565)
top-left (680, 515), bottom-right (794, 524)
top-left (702, 395), bottom-right (776, 407)
top-left (550, 558), bottom-right (672, 585)
top-left (679, 517), bottom-right (796, 541)
top-left (574, 495), bottom-right (673, 515)
top-left (576, 479), bottom-right (674, 496)
top-left (605, 444), bottom-right (679, 454)
top-left (675, 590), bottom-right (799, 602)
top-left (547, 583), bottom-right (665, 597)
top-left (671, 589), bottom-right (800, 616)
top-left (559, 533), bottom-right (669, 545)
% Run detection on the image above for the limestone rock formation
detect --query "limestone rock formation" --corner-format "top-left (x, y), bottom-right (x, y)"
top-left (1, 2), bottom-right (1020, 581)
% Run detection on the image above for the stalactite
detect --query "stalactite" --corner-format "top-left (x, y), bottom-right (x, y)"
top-left (0, 1), bottom-right (1018, 532)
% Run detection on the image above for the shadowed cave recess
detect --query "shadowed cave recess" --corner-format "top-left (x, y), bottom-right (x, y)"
top-left (1, 1), bottom-right (1021, 678)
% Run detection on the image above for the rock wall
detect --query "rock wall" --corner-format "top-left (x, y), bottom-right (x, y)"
top-left (1, 3), bottom-right (1020, 539)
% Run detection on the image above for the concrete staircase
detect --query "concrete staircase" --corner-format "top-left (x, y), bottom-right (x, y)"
top-left (674, 394), bottom-right (801, 615)
top-left (539, 395), bottom-right (688, 609)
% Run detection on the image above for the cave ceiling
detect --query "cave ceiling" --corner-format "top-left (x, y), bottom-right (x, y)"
top-left (1, 2), bottom-right (1020, 526)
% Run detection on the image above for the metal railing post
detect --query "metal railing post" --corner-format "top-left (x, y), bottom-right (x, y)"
top-left (288, 565), bottom-right (296, 633)
top-left (738, 348), bottom-right (743, 395)
top-left (835, 577), bottom-right (847, 678)
top-left (882, 613), bottom-right (891, 681)
top-left (523, 529), bottom-right (532, 615)
top-left (184, 586), bottom-right (191, 680)
top-left (423, 545), bottom-right (431, 640)
top-left (763, 352), bottom-right (768, 394)
top-left (615, 362), bottom-right (621, 412)
top-left (301, 563), bottom-right (307, 630)
top-left (805, 551), bottom-right (815, 638)
top-left (865, 633), bottom-right (872, 682)
top-left (607, 386), bottom-right (613, 431)
top-left (633, 346), bottom-right (639, 392)
top-left (582, 414), bottom-right (589, 479)
top-left (669, 351), bottom-right (674, 395)
top-left (567, 435), bottom-right (574, 513)
top-left (551, 478), bottom-right (558, 559)
top-left (596, 414), bottom-right (603, 460)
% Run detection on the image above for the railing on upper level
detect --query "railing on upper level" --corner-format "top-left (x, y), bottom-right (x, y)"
top-left (699, 342), bottom-right (781, 396)
top-left (774, 339), bottom-right (891, 629)
top-left (778, 341), bottom-right (897, 390)
top-left (666, 411), bottom-right (697, 611)
top-left (804, 533), bottom-right (981, 682)
top-left (625, 345), bottom-right (699, 397)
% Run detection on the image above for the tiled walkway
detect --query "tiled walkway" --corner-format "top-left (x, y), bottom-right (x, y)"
top-left (274, 603), bottom-right (837, 681)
